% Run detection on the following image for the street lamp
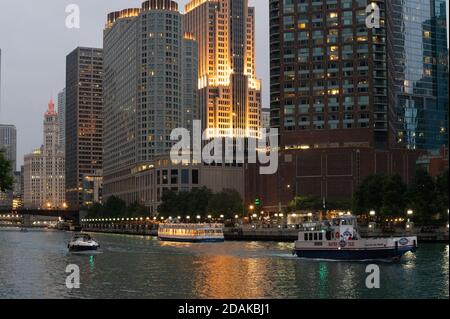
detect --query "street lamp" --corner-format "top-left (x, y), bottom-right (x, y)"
top-left (369, 210), bottom-right (376, 216)
top-left (407, 209), bottom-right (413, 216)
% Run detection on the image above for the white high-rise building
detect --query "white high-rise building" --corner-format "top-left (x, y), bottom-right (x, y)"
top-left (23, 100), bottom-right (65, 209)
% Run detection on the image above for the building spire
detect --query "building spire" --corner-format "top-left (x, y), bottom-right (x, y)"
top-left (46, 98), bottom-right (56, 115)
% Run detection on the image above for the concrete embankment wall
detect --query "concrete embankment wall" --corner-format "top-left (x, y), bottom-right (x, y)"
top-left (81, 223), bottom-right (449, 243)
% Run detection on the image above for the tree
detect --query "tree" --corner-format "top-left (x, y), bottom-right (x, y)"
top-left (436, 170), bottom-right (449, 220)
top-left (87, 202), bottom-right (104, 217)
top-left (0, 149), bottom-right (13, 192)
top-left (352, 174), bottom-right (387, 215)
top-left (381, 174), bottom-right (407, 216)
top-left (158, 190), bottom-right (179, 216)
top-left (286, 196), bottom-right (323, 213)
top-left (207, 189), bottom-right (243, 219)
top-left (188, 187), bottom-right (212, 216)
top-left (128, 202), bottom-right (149, 217)
top-left (103, 196), bottom-right (127, 217)
top-left (406, 169), bottom-right (439, 223)
top-left (326, 198), bottom-right (353, 211)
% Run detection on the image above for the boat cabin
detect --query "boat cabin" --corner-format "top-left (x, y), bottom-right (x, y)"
top-left (298, 216), bottom-right (359, 242)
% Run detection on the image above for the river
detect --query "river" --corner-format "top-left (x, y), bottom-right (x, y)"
top-left (0, 229), bottom-right (448, 299)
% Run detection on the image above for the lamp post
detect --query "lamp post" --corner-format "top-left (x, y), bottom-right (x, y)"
top-left (368, 210), bottom-right (376, 232)
top-left (407, 209), bottom-right (413, 221)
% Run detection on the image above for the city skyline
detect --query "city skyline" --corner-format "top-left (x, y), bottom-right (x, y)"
top-left (0, 0), bottom-right (269, 167)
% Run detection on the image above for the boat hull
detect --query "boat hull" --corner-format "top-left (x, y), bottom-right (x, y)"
top-left (294, 246), bottom-right (416, 261)
top-left (158, 236), bottom-right (224, 243)
top-left (68, 245), bottom-right (99, 252)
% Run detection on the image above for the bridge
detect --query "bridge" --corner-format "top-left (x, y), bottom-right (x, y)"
top-left (0, 209), bottom-right (80, 227)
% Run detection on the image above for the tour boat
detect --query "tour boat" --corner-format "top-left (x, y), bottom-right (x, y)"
top-left (158, 223), bottom-right (225, 242)
top-left (293, 215), bottom-right (417, 261)
top-left (68, 233), bottom-right (100, 252)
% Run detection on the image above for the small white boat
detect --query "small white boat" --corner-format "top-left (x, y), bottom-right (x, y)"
top-left (68, 233), bottom-right (99, 252)
top-left (293, 215), bottom-right (417, 261)
top-left (158, 223), bottom-right (225, 242)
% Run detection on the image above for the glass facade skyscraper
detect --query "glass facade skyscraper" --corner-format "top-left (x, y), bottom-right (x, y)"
top-left (270, 0), bottom-right (448, 152)
top-left (388, 0), bottom-right (449, 151)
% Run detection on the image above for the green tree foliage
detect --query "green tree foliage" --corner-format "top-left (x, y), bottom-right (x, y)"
top-left (286, 196), bottom-right (322, 212)
top-left (158, 187), bottom-right (242, 219)
top-left (207, 189), bottom-right (243, 219)
top-left (381, 174), bottom-right (407, 216)
top-left (353, 174), bottom-right (409, 216)
top-left (352, 174), bottom-right (388, 215)
top-left (286, 196), bottom-right (351, 213)
top-left (353, 169), bottom-right (446, 223)
top-left (0, 149), bottom-right (14, 192)
top-left (406, 168), bottom-right (440, 222)
top-left (436, 170), bottom-right (449, 220)
top-left (86, 196), bottom-right (148, 218)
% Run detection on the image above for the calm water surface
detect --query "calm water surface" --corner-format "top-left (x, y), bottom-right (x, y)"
top-left (0, 229), bottom-right (448, 299)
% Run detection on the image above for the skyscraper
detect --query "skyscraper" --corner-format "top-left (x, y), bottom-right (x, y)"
top-left (244, 0), bottom-right (439, 210)
top-left (0, 124), bottom-right (16, 209)
top-left (0, 124), bottom-right (16, 172)
top-left (269, 0), bottom-right (448, 152)
top-left (57, 88), bottom-right (66, 153)
top-left (184, 0), bottom-right (262, 138)
top-left (102, 0), bottom-right (199, 204)
top-left (23, 100), bottom-right (65, 209)
top-left (387, 0), bottom-right (449, 151)
top-left (65, 47), bottom-right (103, 209)
top-left (270, 0), bottom-right (390, 149)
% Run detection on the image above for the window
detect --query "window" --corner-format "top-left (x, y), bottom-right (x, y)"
top-left (181, 169), bottom-right (189, 184)
top-left (192, 169), bottom-right (199, 184)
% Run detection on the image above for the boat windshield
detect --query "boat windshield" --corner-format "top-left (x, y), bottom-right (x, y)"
top-left (73, 234), bottom-right (92, 241)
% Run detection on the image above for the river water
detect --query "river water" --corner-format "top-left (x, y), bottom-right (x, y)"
top-left (0, 229), bottom-right (448, 299)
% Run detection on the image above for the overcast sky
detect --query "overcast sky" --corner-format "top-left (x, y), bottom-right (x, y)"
top-left (0, 0), bottom-right (448, 167)
top-left (0, 0), bottom-right (269, 167)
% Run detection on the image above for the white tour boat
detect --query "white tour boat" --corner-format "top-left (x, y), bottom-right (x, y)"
top-left (158, 223), bottom-right (225, 242)
top-left (293, 215), bottom-right (417, 261)
top-left (68, 233), bottom-right (100, 252)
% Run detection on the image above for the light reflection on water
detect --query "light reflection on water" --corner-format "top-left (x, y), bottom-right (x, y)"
top-left (0, 230), bottom-right (448, 299)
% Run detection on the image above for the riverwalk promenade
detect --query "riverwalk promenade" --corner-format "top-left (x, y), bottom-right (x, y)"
top-left (79, 222), bottom-right (449, 243)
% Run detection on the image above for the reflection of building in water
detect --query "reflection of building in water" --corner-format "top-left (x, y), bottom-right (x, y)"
top-left (192, 255), bottom-right (267, 298)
